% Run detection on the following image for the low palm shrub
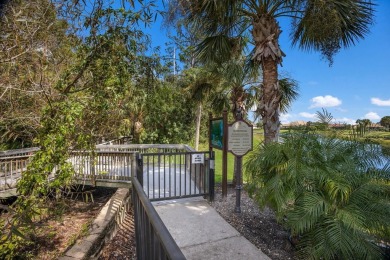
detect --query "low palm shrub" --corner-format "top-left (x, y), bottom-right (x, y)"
top-left (245, 133), bottom-right (390, 259)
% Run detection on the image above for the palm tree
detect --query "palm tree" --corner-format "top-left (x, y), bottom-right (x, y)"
top-left (248, 76), bottom-right (299, 132)
top-left (179, 67), bottom-right (220, 150)
top-left (316, 108), bottom-right (333, 125)
top-left (356, 118), bottom-right (372, 136)
top-left (211, 58), bottom-right (299, 184)
top-left (172, 0), bottom-right (375, 143)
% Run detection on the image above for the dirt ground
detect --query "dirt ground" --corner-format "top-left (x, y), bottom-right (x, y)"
top-left (0, 186), bottom-right (117, 259)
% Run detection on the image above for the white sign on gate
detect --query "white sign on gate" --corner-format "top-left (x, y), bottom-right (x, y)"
top-left (191, 153), bottom-right (204, 164)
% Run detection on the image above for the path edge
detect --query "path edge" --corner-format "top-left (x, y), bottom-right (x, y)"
top-left (59, 186), bottom-right (131, 260)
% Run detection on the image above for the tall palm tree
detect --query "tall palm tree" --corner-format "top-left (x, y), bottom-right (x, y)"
top-left (216, 58), bottom-right (298, 185)
top-left (173, 0), bottom-right (374, 143)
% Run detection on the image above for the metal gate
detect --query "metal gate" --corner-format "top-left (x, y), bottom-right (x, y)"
top-left (136, 151), bottom-right (214, 201)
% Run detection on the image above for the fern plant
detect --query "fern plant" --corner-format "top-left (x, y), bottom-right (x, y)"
top-left (245, 132), bottom-right (390, 259)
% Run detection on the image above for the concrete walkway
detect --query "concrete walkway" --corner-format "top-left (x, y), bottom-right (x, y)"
top-left (153, 197), bottom-right (270, 260)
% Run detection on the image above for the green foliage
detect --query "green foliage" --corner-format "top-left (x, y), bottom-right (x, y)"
top-left (355, 119), bottom-right (372, 137)
top-left (172, 0), bottom-right (375, 143)
top-left (0, 231), bottom-right (34, 259)
top-left (141, 84), bottom-right (195, 144)
top-left (380, 116), bottom-right (390, 130)
top-left (0, 99), bottom-right (85, 257)
top-left (0, 0), bottom-right (165, 257)
top-left (245, 133), bottom-right (390, 259)
top-left (316, 108), bottom-right (333, 125)
top-left (18, 100), bottom-right (84, 196)
top-left (0, 195), bottom-right (41, 259)
top-left (0, 0), bottom-right (75, 147)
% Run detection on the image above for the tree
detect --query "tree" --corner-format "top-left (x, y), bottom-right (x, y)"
top-left (249, 76), bottom-right (299, 132)
top-left (0, 0), bottom-right (160, 256)
top-left (380, 116), bottom-right (390, 130)
top-left (0, 0), bottom-right (76, 148)
top-left (172, 0), bottom-right (375, 143)
top-left (356, 118), bottom-right (372, 136)
top-left (141, 83), bottom-right (195, 144)
top-left (178, 67), bottom-right (219, 150)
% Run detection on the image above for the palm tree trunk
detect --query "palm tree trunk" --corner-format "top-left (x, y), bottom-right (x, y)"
top-left (194, 102), bottom-right (202, 151)
top-left (261, 57), bottom-right (281, 144)
top-left (252, 15), bottom-right (284, 144)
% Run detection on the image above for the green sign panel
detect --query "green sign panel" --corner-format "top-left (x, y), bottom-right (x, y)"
top-left (210, 119), bottom-right (224, 150)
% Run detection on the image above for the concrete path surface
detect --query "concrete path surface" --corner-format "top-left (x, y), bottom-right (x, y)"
top-left (153, 197), bottom-right (270, 260)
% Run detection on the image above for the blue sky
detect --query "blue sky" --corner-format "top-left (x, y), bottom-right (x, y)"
top-left (146, 1), bottom-right (390, 124)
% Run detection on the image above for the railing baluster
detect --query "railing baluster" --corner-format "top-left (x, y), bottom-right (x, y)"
top-left (132, 177), bottom-right (185, 260)
top-left (173, 154), bottom-right (176, 198)
top-left (153, 155), bottom-right (155, 199)
top-left (169, 155), bottom-right (171, 198)
top-left (163, 154), bottom-right (166, 198)
top-left (184, 154), bottom-right (187, 196)
top-left (158, 155), bottom-right (161, 199)
top-left (179, 154), bottom-right (182, 197)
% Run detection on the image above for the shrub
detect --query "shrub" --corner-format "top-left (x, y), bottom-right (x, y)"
top-left (245, 133), bottom-right (390, 259)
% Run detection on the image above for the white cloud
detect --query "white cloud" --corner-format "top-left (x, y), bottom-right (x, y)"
top-left (299, 112), bottom-right (317, 119)
top-left (280, 113), bottom-right (292, 124)
top-left (333, 117), bottom-right (356, 125)
top-left (310, 95), bottom-right (342, 108)
top-left (371, 97), bottom-right (390, 106)
top-left (364, 112), bottom-right (380, 121)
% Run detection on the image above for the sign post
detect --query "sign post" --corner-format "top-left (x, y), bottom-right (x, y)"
top-left (228, 120), bottom-right (253, 213)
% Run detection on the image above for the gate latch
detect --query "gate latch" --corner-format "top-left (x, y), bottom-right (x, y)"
top-left (210, 159), bottom-right (215, 170)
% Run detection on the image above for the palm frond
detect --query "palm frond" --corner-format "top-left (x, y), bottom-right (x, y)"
top-left (316, 108), bottom-right (333, 124)
top-left (245, 132), bottom-right (390, 259)
top-left (279, 77), bottom-right (299, 113)
top-left (291, 0), bottom-right (375, 63)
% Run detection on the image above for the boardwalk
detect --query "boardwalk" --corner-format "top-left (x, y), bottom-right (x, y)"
top-left (0, 144), bottom-right (208, 199)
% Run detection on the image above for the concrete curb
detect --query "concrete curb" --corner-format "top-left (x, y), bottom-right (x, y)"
top-left (59, 187), bottom-right (131, 260)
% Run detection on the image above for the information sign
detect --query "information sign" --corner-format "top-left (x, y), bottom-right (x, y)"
top-left (228, 120), bottom-right (253, 157)
top-left (210, 118), bottom-right (224, 150)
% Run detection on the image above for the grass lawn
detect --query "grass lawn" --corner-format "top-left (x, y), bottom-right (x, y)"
top-left (326, 130), bottom-right (390, 149)
top-left (199, 128), bottom-right (390, 184)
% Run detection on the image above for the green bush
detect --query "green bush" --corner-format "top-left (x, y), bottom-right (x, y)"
top-left (245, 133), bottom-right (390, 259)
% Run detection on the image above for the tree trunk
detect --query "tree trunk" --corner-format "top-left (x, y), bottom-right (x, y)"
top-left (261, 57), bottom-right (280, 144)
top-left (251, 15), bottom-right (284, 144)
top-left (194, 102), bottom-right (202, 151)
